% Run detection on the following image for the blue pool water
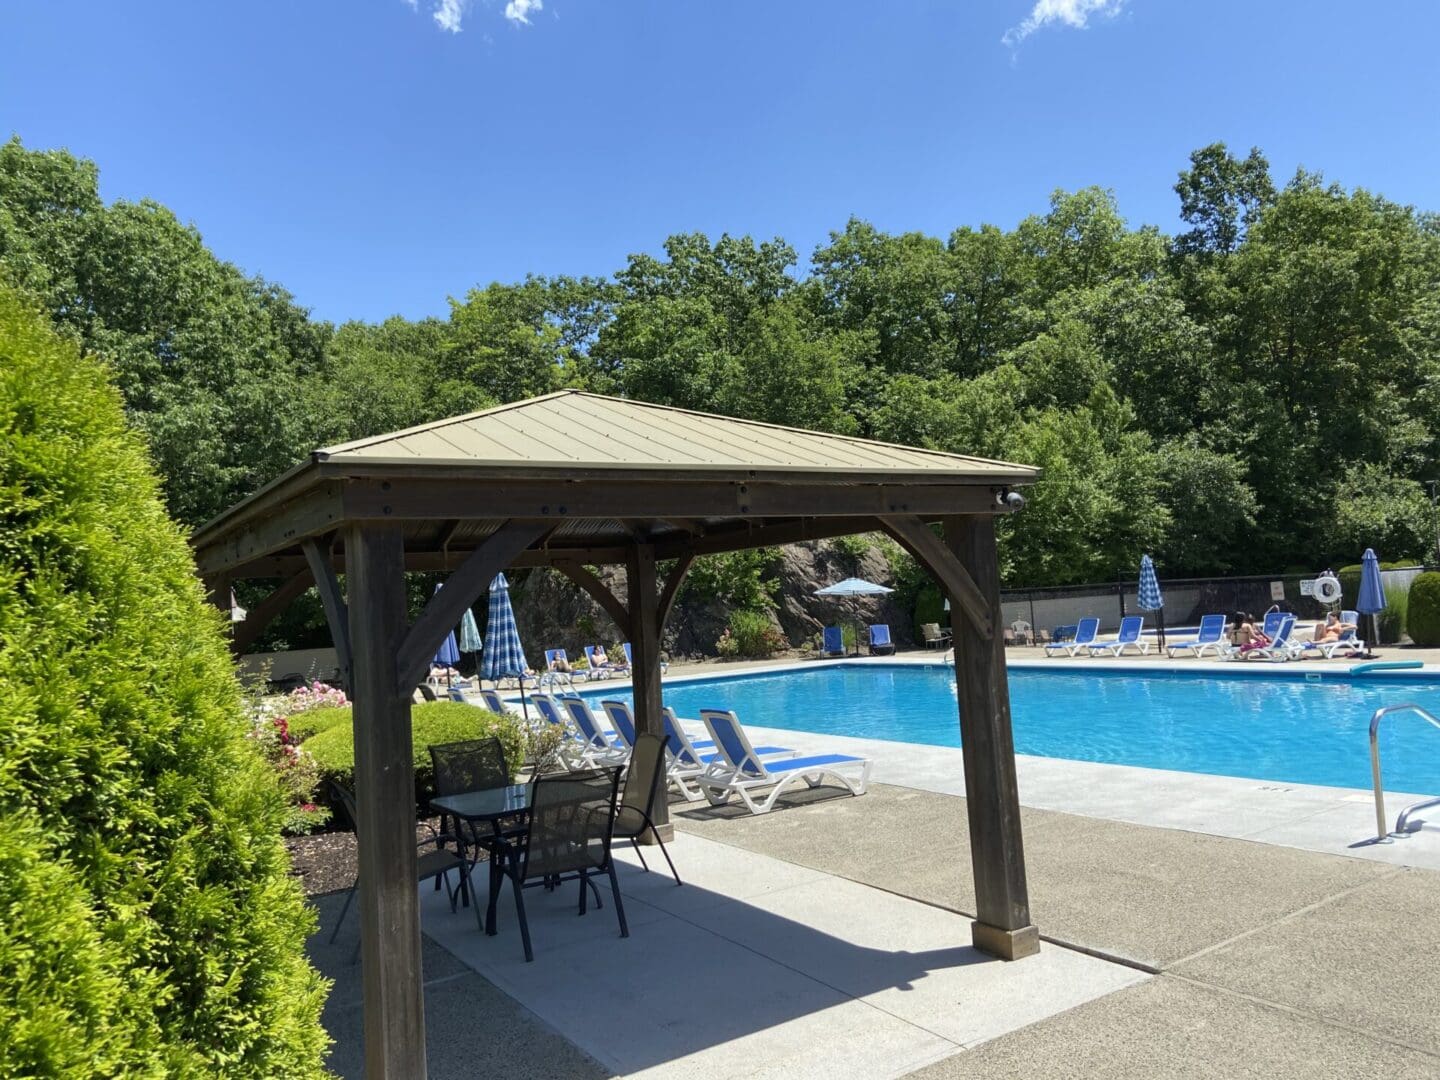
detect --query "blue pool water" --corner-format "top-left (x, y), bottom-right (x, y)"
top-left (581, 664), bottom-right (1440, 794)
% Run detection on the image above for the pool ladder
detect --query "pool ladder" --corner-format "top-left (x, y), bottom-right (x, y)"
top-left (1368, 704), bottom-right (1440, 840)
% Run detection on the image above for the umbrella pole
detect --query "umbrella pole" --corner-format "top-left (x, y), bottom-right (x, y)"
top-left (1157, 607), bottom-right (1166, 652)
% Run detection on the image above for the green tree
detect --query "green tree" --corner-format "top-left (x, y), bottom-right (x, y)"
top-left (0, 285), bottom-right (328, 1075)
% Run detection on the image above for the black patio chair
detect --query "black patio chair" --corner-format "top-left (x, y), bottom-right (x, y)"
top-left (490, 767), bottom-right (627, 962)
top-left (327, 781), bottom-right (480, 961)
top-left (612, 733), bottom-right (681, 886)
top-left (429, 737), bottom-right (514, 877)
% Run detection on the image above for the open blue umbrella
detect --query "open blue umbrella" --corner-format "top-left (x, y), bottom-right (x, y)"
top-left (1137, 554), bottom-right (1166, 650)
top-left (1356, 548), bottom-right (1384, 656)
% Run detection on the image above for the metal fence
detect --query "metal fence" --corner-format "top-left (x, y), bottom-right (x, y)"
top-left (999, 567), bottom-right (1424, 639)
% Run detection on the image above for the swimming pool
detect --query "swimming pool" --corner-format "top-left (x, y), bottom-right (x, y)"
top-left (580, 664), bottom-right (1440, 794)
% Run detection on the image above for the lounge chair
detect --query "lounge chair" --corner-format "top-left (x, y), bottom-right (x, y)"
top-left (583, 645), bottom-right (616, 679)
top-left (921, 622), bottom-right (951, 649)
top-left (544, 649), bottom-right (570, 671)
top-left (1011, 619), bottom-right (1035, 646)
top-left (478, 688), bottom-right (512, 715)
top-left (1088, 616), bottom-right (1149, 657)
top-left (1248, 614), bottom-right (1302, 662)
top-left (820, 626), bottom-right (846, 658)
top-left (606, 703), bottom-right (793, 801)
top-left (1304, 609), bottom-right (1365, 659)
top-left (1261, 610), bottom-right (1288, 639)
top-left (1044, 617), bottom-right (1099, 657)
top-left (1166, 614), bottom-right (1229, 659)
top-left (620, 642), bottom-right (664, 674)
top-left (868, 624), bottom-right (895, 656)
top-left (697, 709), bottom-right (871, 815)
top-left (532, 694), bottom-right (596, 769)
top-left (559, 695), bottom-right (629, 766)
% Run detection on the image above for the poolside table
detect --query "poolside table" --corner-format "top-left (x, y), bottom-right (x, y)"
top-left (430, 785), bottom-right (532, 935)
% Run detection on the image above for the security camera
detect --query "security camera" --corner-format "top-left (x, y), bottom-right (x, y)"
top-left (995, 488), bottom-right (1026, 511)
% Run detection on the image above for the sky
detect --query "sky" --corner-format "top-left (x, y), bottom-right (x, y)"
top-left (3, 0), bottom-right (1439, 324)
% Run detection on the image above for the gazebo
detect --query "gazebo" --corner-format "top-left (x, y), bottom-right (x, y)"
top-left (192, 390), bottom-right (1040, 1078)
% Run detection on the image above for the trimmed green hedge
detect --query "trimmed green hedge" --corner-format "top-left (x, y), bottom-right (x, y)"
top-left (286, 703), bottom-right (353, 741)
top-left (303, 701), bottom-right (525, 804)
top-left (1406, 572), bottom-right (1440, 646)
top-left (0, 286), bottom-right (329, 1075)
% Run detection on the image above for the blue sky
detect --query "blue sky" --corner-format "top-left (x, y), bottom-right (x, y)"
top-left (4, 1), bottom-right (1438, 324)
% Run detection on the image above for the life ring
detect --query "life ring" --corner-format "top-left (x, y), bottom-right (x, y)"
top-left (1313, 574), bottom-right (1342, 605)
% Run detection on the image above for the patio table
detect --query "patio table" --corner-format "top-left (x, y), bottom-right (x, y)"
top-left (430, 785), bottom-right (532, 935)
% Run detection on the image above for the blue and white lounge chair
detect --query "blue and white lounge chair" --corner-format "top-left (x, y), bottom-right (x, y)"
top-left (1249, 614), bottom-right (1302, 662)
top-left (1088, 616), bottom-right (1148, 657)
top-left (868, 624), bottom-right (895, 656)
top-left (478, 688), bottom-right (512, 715)
top-left (1166, 614), bottom-right (1228, 659)
top-left (1261, 610), bottom-right (1287, 639)
top-left (598, 702), bottom-right (792, 800)
top-left (583, 645), bottom-right (616, 680)
top-left (544, 649), bottom-right (570, 671)
top-left (559, 695), bottom-right (629, 766)
top-left (1304, 609), bottom-right (1365, 659)
top-left (1044, 617), bottom-right (1100, 657)
top-left (821, 626), bottom-right (846, 658)
top-left (697, 709), bottom-right (871, 815)
top-left (620, 642), bottom-right (665, 674)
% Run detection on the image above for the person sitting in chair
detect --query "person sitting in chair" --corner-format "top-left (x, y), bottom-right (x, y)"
top-left (1312, 611), bottom-right (1354, 644)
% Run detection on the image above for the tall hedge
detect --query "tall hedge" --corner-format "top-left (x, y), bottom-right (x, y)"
top-left (1406, 572), bottom-right (1440, 646)
top-left (0, 285), bottom-right (330, 1076)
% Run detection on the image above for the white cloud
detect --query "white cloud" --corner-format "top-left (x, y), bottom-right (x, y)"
top-left (1002, 0), bottom-right (1128, 48)
top-left (504, 0), bottom-right (542, 25)
top-left (433, 0), bottom-right (468, 32)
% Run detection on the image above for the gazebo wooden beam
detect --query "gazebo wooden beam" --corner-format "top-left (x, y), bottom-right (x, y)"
top-left (302, 537), bottom-right (353, 686)
top-left (341, 477), bottom-right (1004, 523)
top-left (942, 515), bottom-right (1038, 960)
top-left (658, 552), bottom-right (694, 626)
top-left (552, 560), bottom-right (631, 636)
top-left (395, 521), bottom-right (552, 694)
top-left (879, 515), bottom-right (992, 638)
top-left (230, 568), bottom-right (313, 656)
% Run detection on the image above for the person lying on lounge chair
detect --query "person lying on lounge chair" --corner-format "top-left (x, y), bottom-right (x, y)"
top-left (1235, 614), bottom-right (1272, 656)
top-left (1311, 612), bottom-right (1354, 644)
top-left (1231, 613), bottom-right (1260, 648)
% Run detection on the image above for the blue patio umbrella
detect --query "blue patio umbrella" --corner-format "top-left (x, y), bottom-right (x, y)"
top-left (1356, 548), bottom-right (1384, 657)
top-left (430, 585), bottom-right (460, 683)
top-left (1137, 554), bottom-right (1166, 650)
top-left (481, 574), bottom-right (531, 712)
top-left (815, 578), bottom-right (893, 656)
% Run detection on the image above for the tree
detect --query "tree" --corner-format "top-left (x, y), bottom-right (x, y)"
top-left (1173, 142), bottom-right (1275, 256)
top-left (0, 284), bottom-right (329, 1075)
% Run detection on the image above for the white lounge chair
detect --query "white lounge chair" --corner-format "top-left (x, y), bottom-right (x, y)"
top-left (1166, 613), bottom-right (1229, 658)
top-left (1303, 609), bottom-right (1365, 659)
top-left (1249, 614), bottom-right (1303, 662)
top-left (697, 709), bottom-right (871, 815)
top-left (558, 695), bottom-right (629, 766)
top-left (1088, 615), bottom-right (1148, 657)
top-left (1044, 617), bottom-right (1100, 657)
top-left (649, 706), bottom-right (794, 801)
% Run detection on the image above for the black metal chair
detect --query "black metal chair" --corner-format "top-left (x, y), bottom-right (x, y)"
top-left (489, 767), bottom-right (627, 962)
top-left (327, 781), bottom-right (480, 961)
top-left (612, 733), bottom-right (681, 885)
top-left (429, 738), bottom-right (514, 896)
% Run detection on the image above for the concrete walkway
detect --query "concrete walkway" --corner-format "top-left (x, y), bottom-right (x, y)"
top-left (416, 831), bottom-right (1145, 1079)
top-left (673, 784), bottom-right (1440, 1078)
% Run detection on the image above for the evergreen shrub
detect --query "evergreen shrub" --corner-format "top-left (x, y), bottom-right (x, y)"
top-left (0, 286), bottom-right (329, 1076)
top-left (1405, 572), bottom-right (1440, 646)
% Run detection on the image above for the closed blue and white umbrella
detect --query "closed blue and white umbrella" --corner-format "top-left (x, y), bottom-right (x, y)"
top-left (1137, 554), bottom-right (1166, 649)
top-left (481, 573), bottom-right (529, 682)
top-left (458, 607), bottom-right (483, 654)
top-left (1356, 548), bottom-right (1384, 656)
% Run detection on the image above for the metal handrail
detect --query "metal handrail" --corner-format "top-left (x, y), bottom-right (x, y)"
top-left (1368, 703), bottom-right (1440, 839)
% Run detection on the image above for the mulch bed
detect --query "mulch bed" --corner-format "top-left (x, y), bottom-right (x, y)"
top-left (286, 817), bottom-right (449, 897)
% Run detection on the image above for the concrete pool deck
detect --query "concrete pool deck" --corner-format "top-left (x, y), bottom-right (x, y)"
top-left (310, 776), bottom-right (1440, 1077)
